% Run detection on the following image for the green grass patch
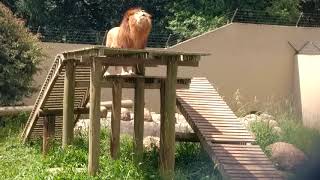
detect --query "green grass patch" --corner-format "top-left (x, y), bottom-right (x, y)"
top-left (0, 114), bottom-right (221, 179)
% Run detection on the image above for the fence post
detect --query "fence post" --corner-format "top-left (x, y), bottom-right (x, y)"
top-left (231, 8), bottom-right (239, 23)
top-left (296, 12), bottom-right (303, 27)
top-left (165, 34), bottom-right (172, 48)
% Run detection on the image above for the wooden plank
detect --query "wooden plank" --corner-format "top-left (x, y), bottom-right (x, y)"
top-left (42, 115), bottom-right (55, 156)
top-left (22, 58), bottom-right (63, 143)
top-left (134, 64), bottom-right (145, 162)
top-left (62, 60), bottom-right (75, 147)
top-left (160, 60), bottom-right (177, 180)
top-left (88, 59), bottom-right (102, 176)
top-left (110, 78), bottom-right (122, 160)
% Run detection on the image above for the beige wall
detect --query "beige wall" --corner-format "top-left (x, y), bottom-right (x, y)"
top-left (170, 23), bottom-right (320, 112)
top-left (294, 54), bottom-right (320, 129)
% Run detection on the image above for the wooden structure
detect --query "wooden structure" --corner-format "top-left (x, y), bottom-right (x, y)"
top-left (176, 78), bottom-right (283, 179)
top-left (21, 47), bottom-right (282, 179)
top-left (21, 46), bottom-right (202, 178)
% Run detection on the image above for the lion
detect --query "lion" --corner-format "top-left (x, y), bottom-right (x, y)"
top-left (105, 7), bottom-right (152, 75)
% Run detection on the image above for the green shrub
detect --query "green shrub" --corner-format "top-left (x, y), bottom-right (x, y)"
top-left (0, 2), bottom-right (43, 105)
top-left (249, 121), bottom-right (279, 152)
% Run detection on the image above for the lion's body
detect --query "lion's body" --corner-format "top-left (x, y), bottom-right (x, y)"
top-left (105, 7), bottom-right (152, 75)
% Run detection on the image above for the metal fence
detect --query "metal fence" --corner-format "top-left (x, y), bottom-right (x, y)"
top-left (29, 10), bottom-right (320, 47)
top-left (231, 9), bottom-right (320, 27)
top-left (29, 27), bottom-right (181, 48)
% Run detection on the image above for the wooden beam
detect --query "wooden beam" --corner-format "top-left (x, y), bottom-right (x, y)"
top-left (39, 100), bottom-right (133, 116)
top-left (133, 65), bottom-right (145, 162)
top-left (76, 56), bottom-right (199, 67)
top-left (110, 78), bottom-right (122, 159)
top-left (43, 115), bottom-right (55, 156)
top-left (75, 76), bottom-right (191, 89)
top-left (62, 60), bottom-right (75, 147)
top-left (160, 60), bottom-right (178, 180)
top-left (0, 106), bottom-right (33, 116)
top-left (88, 59), bottom-right (102, 176)
top-left (175, 132), bottom-right (199, 142)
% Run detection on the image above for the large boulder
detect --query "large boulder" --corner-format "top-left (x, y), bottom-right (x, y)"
top-left (144, 108), bottom-right (153, 122)
top-left (267, 142), bottom-right (307, 171)
top-left (121, 108), bottom-right (131, 121)
top-left (143, 136), bottom-right (160, 150)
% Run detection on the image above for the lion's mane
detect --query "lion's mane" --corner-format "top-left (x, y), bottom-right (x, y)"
top-left (106, 7), bottom-right (152, 49)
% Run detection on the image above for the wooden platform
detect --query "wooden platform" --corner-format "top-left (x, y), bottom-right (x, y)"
top-left (176, 77), bottom-right (283, 180)
top-left (21, 46), bottom-right (199, 142)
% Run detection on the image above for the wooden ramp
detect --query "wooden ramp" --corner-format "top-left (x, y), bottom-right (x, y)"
top-left (176, 77), bottom-right (283, 180)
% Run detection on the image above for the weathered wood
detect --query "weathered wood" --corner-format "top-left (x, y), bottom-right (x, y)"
top-left (88, 59), bottom-right (102, 176)
top-left (0, 106), bottom-right (33, 116)
top-left (42, 115), bottom-right (55, 156)
top-left (133, 64), bottom-right (145, 162)
top-left (175, 132), bottom-right (199, 142)
top-left (110, 79), bottom-right (122, 160)
top-left (75, 76), bottom-right (191, 89)
top-left (160, 60), bottom-right (178, 180)
top-left (39, 100), bottom-right (133, 116)
top-left (62, 60), bottom-right (75, 147)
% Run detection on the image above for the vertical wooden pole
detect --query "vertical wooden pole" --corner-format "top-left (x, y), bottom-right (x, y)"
top-left (62, 60), bottom-right (75, 147)
top-left (88, 59), bottom-right (102, 176)
top-left (160, 60), bottom-right (178, 180)
top-left (110, 78), bottom-right (122, 159)
top-left (43, 115), bottom-right (55, 156)
top-left (134, 64), bottom-right (145, 162)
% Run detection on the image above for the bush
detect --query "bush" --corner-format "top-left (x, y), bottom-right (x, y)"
top-left (0, 3), bottom-right (43, 105)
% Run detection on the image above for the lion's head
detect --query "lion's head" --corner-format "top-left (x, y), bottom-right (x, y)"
top-left (117, 7), bottom-right (152, 49)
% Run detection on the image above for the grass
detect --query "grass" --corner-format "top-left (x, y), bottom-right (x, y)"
top-left (0, 114), bottom-right (221, 180)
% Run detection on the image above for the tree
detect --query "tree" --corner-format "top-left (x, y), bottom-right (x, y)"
top-left (267, 0), bottom-right (300, 22)
top-left (0, 3), bottom-right (43, 105)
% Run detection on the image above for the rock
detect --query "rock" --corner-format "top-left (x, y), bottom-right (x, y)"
top-left (268, 120), bottom-right (278, 128)
top-left (260, 113), bottom-right (275, 121)
top-left (143, 136), bottom-right (160, 150)
top-left (144, 108), bottom-right (153, 122)
top-left (175, 113), bottom-right (186, 124)
top-left (273, 126), bottom-right (282, 135)
top-left (244, 114), bottom-right (261, 124)
top-left (267, 142), bottom-right (307, 171)
top-left (121, 108), bottom-right (131, 121)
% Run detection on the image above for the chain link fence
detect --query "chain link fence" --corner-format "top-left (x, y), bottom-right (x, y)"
top-left (29, 27), bottom-right (182, 48)
top-left (29, 10), bottom-right (320, 47)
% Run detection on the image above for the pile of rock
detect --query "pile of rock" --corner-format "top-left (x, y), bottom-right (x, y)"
top-left (239, 113), bottom-right (282, 135)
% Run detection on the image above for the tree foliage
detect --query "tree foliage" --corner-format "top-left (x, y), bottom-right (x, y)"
top-left (4, 0), bottom-right (307, 39)
top-left (0, 2), bottom-right (43, 105)
top-left (14, 0), bottom-right (171, 34)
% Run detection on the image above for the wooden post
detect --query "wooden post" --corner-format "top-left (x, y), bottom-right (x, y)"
top-left (43, 115), bottom-right (55, 156)
top-left (62, 60), bottom-right (75, 147)
top-left (160, 60), bottom-right (178, 180)
top-left (110, 78), bottom-right (122, 159)
top-left (134, 64), bottom-right (145, 162)
top-left (88, 59), bottom-right (102, 176)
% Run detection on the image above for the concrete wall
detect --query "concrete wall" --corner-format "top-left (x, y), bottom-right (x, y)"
top-left (294, 54), bottom-right (320, 129)
top-left (170, 23), bottom-right (320, 111)
top-left (23, 23), bottom-right (320, 114)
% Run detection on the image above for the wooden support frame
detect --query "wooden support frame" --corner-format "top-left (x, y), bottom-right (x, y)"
top-left (42, 115), bottom-right (55, 156)
top-left (110, 78), bottom-right (122, 159)
top-left (160, 60), bottom-right (178, 179)
top-left (62, 60), bottom-right (75, 147)
top-left (88, 59), bottom-right (102, 176)
top-left (133, 64), bottom-right (145, 162)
